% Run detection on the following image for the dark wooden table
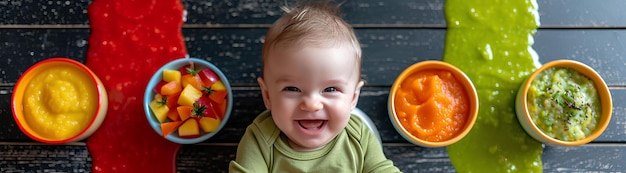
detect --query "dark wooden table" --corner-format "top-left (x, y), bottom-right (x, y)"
top-left (1, 0), bottom-right (625, 172)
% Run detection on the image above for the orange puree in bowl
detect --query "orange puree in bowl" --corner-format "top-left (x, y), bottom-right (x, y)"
top-left (23, 63), bottom-right (97, 140)
top-left (394, 70), bottom-right (469, 142)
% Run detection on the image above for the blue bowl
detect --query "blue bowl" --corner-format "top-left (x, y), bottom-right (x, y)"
top-left (144, 57), bottom-right (233, 144)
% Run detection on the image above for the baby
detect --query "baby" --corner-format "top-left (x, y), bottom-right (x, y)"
top-left (229, 1), bottom-right (401, 172)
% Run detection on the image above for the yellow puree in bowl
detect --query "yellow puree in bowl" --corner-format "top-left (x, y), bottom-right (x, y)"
top-left (444, 0), bottom-right (544, 172)
top-left (23, 64), bottom-right (97, 140)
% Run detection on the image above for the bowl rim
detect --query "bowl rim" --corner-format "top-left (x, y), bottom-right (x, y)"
top-left (143, 57), bottom-right (233, 144)
top-left (11, 57), bottom-right (108, 144)
top-left (388, 60), bottom-right (479, 147)
top-left (517, 59), bottom-right (612, 146)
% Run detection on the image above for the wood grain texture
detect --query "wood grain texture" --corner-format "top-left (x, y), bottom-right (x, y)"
top-left (2, 0), bottom-right (626, 172)
top-left (3, 143), bottom-right (624, 172)
top-left (2, 0), bottom-right (626, 27)
top-left (2, 29), bottom-right (626, 85)
top-left (0, 144), bottom-right (91, 172)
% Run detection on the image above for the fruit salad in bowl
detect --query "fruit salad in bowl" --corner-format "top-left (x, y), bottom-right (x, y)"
top-left (144, 57), bottom-right (233, 144)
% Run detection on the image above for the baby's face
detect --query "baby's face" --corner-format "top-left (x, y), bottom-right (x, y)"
top-left (258, 44), bottom-right (363, 151)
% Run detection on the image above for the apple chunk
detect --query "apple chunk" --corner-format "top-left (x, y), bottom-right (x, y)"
top-left (198, 69), bottom-right (219, 87)
top-left (178, 118), bottom-right (200, 137)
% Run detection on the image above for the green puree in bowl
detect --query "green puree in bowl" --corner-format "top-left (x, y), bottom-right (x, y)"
top-left (443, 0), bottom-right (544, 172)
top-left (528, 67), bottom-right (601, 141)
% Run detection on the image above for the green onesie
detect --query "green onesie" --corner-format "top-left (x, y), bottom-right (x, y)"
top-left (229, 111), bottom-right (401, 173)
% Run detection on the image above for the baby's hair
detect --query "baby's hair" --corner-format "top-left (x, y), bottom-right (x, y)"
top-left (261, 0), bottom-right (362, 79)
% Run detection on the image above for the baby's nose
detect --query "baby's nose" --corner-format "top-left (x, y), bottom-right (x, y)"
top-left (300, 95), bottom-right (323, 111)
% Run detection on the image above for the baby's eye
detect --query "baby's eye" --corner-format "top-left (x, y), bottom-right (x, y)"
top-left (283, 86), bottom-right (301, 92)
top-left (323, 87), bottom-right (338, 92)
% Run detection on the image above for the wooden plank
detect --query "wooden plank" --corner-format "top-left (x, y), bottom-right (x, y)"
top-left (2, 0), bottom-right (626, 27)
top-left (2, 143), bottom-right (623, 172)
top-left (541, 144), bottom-right (626, 171)
top-left (538, 0), bottom-right (626, 28)
top-left (0, 144), bottom-right (92, 172)
top-left (0, 0), bottom-right (90, 25)
top-left (2, 28), bottom-right (626, 86)
top-left (0, 29), bottom-right (88, 84)
top-left (534, 29), bottom-right (626, 86)
top-left (3, 88), bottom-right (626, 143)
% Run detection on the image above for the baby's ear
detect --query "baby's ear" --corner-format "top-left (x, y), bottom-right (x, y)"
top-left (351, 80), bottom-right (365, 109)
top-left (257, 77), bottom-right (271, 110)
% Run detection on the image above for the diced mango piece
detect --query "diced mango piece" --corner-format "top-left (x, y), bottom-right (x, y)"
top-left (165, 94), bottom-right (180, 109)
top-left (208, 90), bottom-right (228, 104)
top-left (179, 119), bottom-right (200, 137)
top-left (182, 74), bottom-right (203, 90)
top-left (177, 105), bottom-right (193, 122)
top-left (149, 99), bottom-right (170, 123)
top-left (199, 117), bottom-right (220, 133)
top-left (160, 80), bottom-right (182, 96)
top-left (163, 69), bottom-right (181, 83)
top-left (160, 121), bottom-right (183, 137)
top-left (211, 81), bottom-right (226, 91)
top-left (178, 85), bottom-right (202, 106)
top-left (166, 109), bottom-right (180, 122)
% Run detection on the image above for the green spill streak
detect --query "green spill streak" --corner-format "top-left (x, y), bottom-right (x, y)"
top-left (443, 0), bottom-right (544, 172)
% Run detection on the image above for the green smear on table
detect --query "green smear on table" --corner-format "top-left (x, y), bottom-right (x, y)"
top-left (443, 0), bottom-right (544, 172)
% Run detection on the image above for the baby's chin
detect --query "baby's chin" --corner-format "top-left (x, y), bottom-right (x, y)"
top-left (287, 137), bottom-right (333, 151)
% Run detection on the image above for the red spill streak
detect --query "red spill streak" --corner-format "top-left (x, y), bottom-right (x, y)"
top-left (85, 0), bottom-right (187, 172)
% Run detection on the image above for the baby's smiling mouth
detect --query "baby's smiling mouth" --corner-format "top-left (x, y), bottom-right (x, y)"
top-left (298, 120), bottom-right (327, 130)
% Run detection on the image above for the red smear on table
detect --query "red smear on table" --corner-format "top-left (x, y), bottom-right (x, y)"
top-left (85, 0), bottom-right (187, 172)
